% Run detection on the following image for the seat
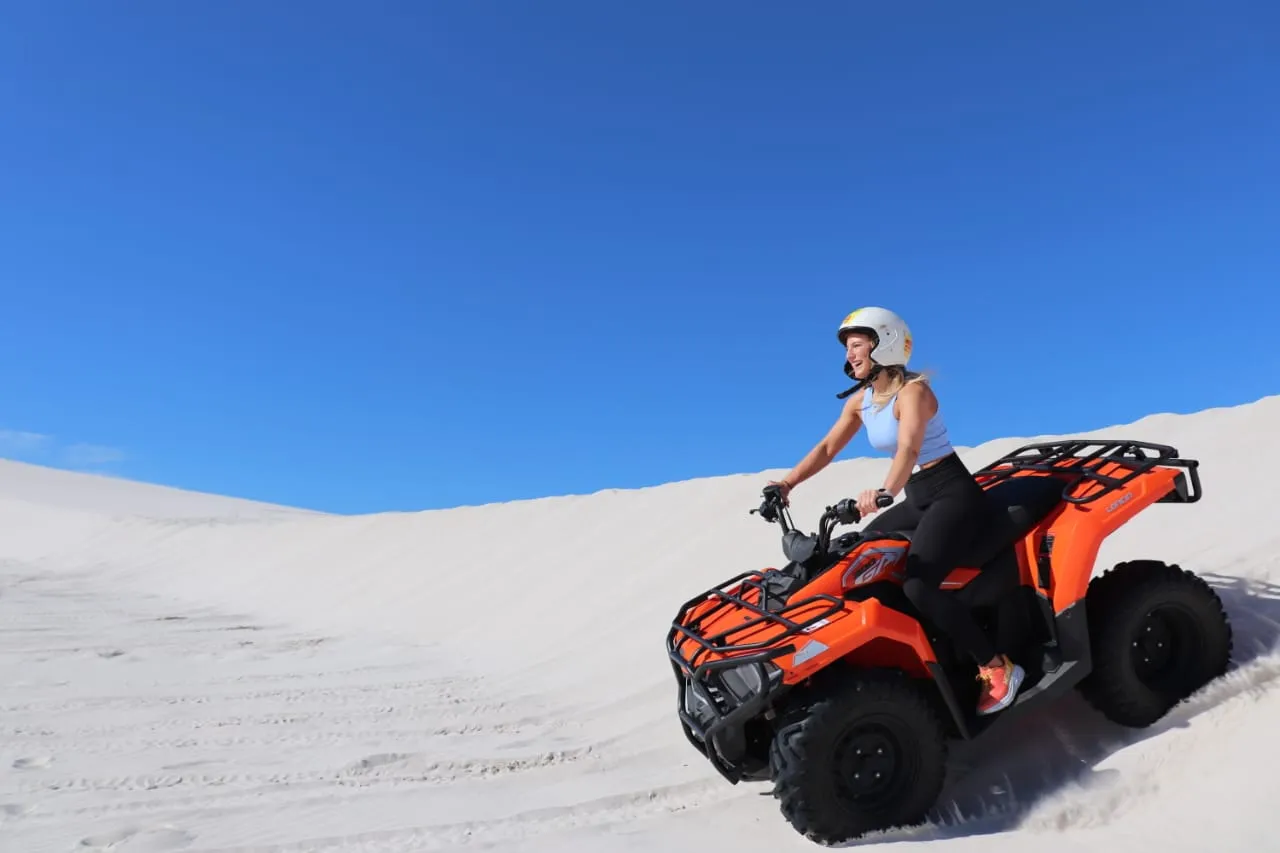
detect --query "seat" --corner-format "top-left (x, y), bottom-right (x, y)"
top-left (958, 474), bottom-right (1066, 566)
top-left (862, 474), bottom-right (1066, 568)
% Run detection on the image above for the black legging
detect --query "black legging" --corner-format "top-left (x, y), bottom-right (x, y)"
top-left (877, 453), bottom-right (998, 665)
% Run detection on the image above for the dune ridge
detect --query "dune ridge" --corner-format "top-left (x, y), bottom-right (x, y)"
top-left (3, 394), bottom-right (1279, 851)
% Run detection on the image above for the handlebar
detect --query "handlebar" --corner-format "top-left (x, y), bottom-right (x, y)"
top-left (751, 485), bottom-right (894, 565)
top-left (752, 485), bottom-right (892, 527)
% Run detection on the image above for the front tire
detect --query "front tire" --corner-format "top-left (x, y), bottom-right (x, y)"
top-left (768, 671), bottom-right (948, 845)
top-left (1079, 559), bottom-right (1232, 728)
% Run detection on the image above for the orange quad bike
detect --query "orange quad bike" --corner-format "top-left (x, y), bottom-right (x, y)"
top-left (666, 439), bottom-right (1232, 844)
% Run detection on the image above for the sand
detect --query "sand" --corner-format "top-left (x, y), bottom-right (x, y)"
top-left (3, 395), bottom-right (1279, 852)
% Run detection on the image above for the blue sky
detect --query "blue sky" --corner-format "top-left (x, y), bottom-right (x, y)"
top-left (1, 2), bottom-right (1276, 514)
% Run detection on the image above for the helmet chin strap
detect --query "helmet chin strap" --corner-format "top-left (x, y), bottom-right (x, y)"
top-left (836, 363), bottom-right (883, 399)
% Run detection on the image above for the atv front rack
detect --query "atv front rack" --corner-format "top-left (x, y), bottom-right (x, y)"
top-left (666, 570), bottom-right (845, 780)
top-left (666, 569), bottom-right (843, 678)
top-left (972, 438), bottom-right (1202, 506)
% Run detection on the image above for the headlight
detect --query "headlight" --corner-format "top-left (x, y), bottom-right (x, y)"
top-left (683, 660), bottom-right (783, 729)
top-left (683, 680), bottom-right (716, 724)
top-left (719, 661), bottom-right (782, 703)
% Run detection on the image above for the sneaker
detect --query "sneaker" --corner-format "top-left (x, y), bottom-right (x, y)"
top-left (976, 655), bottom-right (1025, 716)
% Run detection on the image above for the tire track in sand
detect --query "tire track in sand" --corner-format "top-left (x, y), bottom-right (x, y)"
top-left (1, 563), bottom-right (672, 853)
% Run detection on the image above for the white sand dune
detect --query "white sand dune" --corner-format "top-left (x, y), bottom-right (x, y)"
top-left (3, 395), bottom-right (1280, 852)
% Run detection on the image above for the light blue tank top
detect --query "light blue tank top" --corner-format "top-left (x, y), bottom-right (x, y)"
top-left (860, 387), bottom-right (955, 466)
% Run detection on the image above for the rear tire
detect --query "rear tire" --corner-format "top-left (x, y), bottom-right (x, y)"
top-left (768, 671), bottom-right (947, 844)
top-left (1079, 560), bottom-right (1232, 728)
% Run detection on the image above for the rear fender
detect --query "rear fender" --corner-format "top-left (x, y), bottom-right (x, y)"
top-left (778, 597), bottom-right (938, 683)
top-left (1043, 466), bottom-right (1183, 611)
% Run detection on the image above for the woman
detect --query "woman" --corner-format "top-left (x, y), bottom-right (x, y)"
top-left (769, 306), bottom-right (1025, 716)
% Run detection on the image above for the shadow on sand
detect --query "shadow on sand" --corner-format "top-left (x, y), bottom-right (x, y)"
top-left (837, 571), bottom-right (1280, 847)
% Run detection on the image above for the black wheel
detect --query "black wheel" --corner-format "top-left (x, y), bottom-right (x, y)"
top-left (768, 671), bottom-right (947, 845)
top-left (1078, 559), bottom-right (1233, 728)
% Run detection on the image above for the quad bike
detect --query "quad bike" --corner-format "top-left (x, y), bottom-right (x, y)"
top-left (666, 439), bottom-right (1233, 844)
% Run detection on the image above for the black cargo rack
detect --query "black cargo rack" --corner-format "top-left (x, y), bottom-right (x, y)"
top-left (666, 569), bottom-right (844, 678)
top-left (972, 438), bottom-right (1202, 506)
top-left (667, 570), bottom-right (845, 776)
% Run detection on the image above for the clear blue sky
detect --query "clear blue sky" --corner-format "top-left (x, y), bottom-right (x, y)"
top-left (1, 2), bottom-right (1276, 513)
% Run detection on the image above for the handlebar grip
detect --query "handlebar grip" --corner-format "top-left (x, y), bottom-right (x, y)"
top-left (833, 498), bottom-right (859, 525)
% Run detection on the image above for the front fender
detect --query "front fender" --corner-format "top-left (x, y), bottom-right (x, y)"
top-left (780, 597), bottom-right (938, 683)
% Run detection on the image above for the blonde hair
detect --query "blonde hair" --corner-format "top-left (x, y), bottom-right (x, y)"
top-left (870, 365), bottom-right (930, 410)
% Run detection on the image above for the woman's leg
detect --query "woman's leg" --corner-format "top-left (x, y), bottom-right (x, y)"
top-left (899, 472), bottom-right (1025, 715)
top-left (899, 490), bottom-right (998, 665)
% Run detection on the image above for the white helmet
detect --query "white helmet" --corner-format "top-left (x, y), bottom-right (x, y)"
top-left (837, 306), bottom-right (913, 367)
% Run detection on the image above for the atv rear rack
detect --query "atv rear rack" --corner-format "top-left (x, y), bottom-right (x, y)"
top-left (667, 569), bottom-right (844, 677)
top-left (972, 439), bottom-right (1202, 506)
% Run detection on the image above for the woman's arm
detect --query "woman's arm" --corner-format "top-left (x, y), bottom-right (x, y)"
top-left (880, 381), bottom-right (937, 497)
top-left (775, 390), bottom-right (865, 494)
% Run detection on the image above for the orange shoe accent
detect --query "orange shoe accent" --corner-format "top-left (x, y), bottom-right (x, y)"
top-left (976, 655), bottom-right (1025, 716)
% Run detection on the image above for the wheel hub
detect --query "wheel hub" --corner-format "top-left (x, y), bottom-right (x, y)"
top-left (1130, 604), bottom-right (1202, 694)
top-left (1132, 611), bottom-right (1175, 674)
top-left (835, 725), bottom-right (903, 803)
